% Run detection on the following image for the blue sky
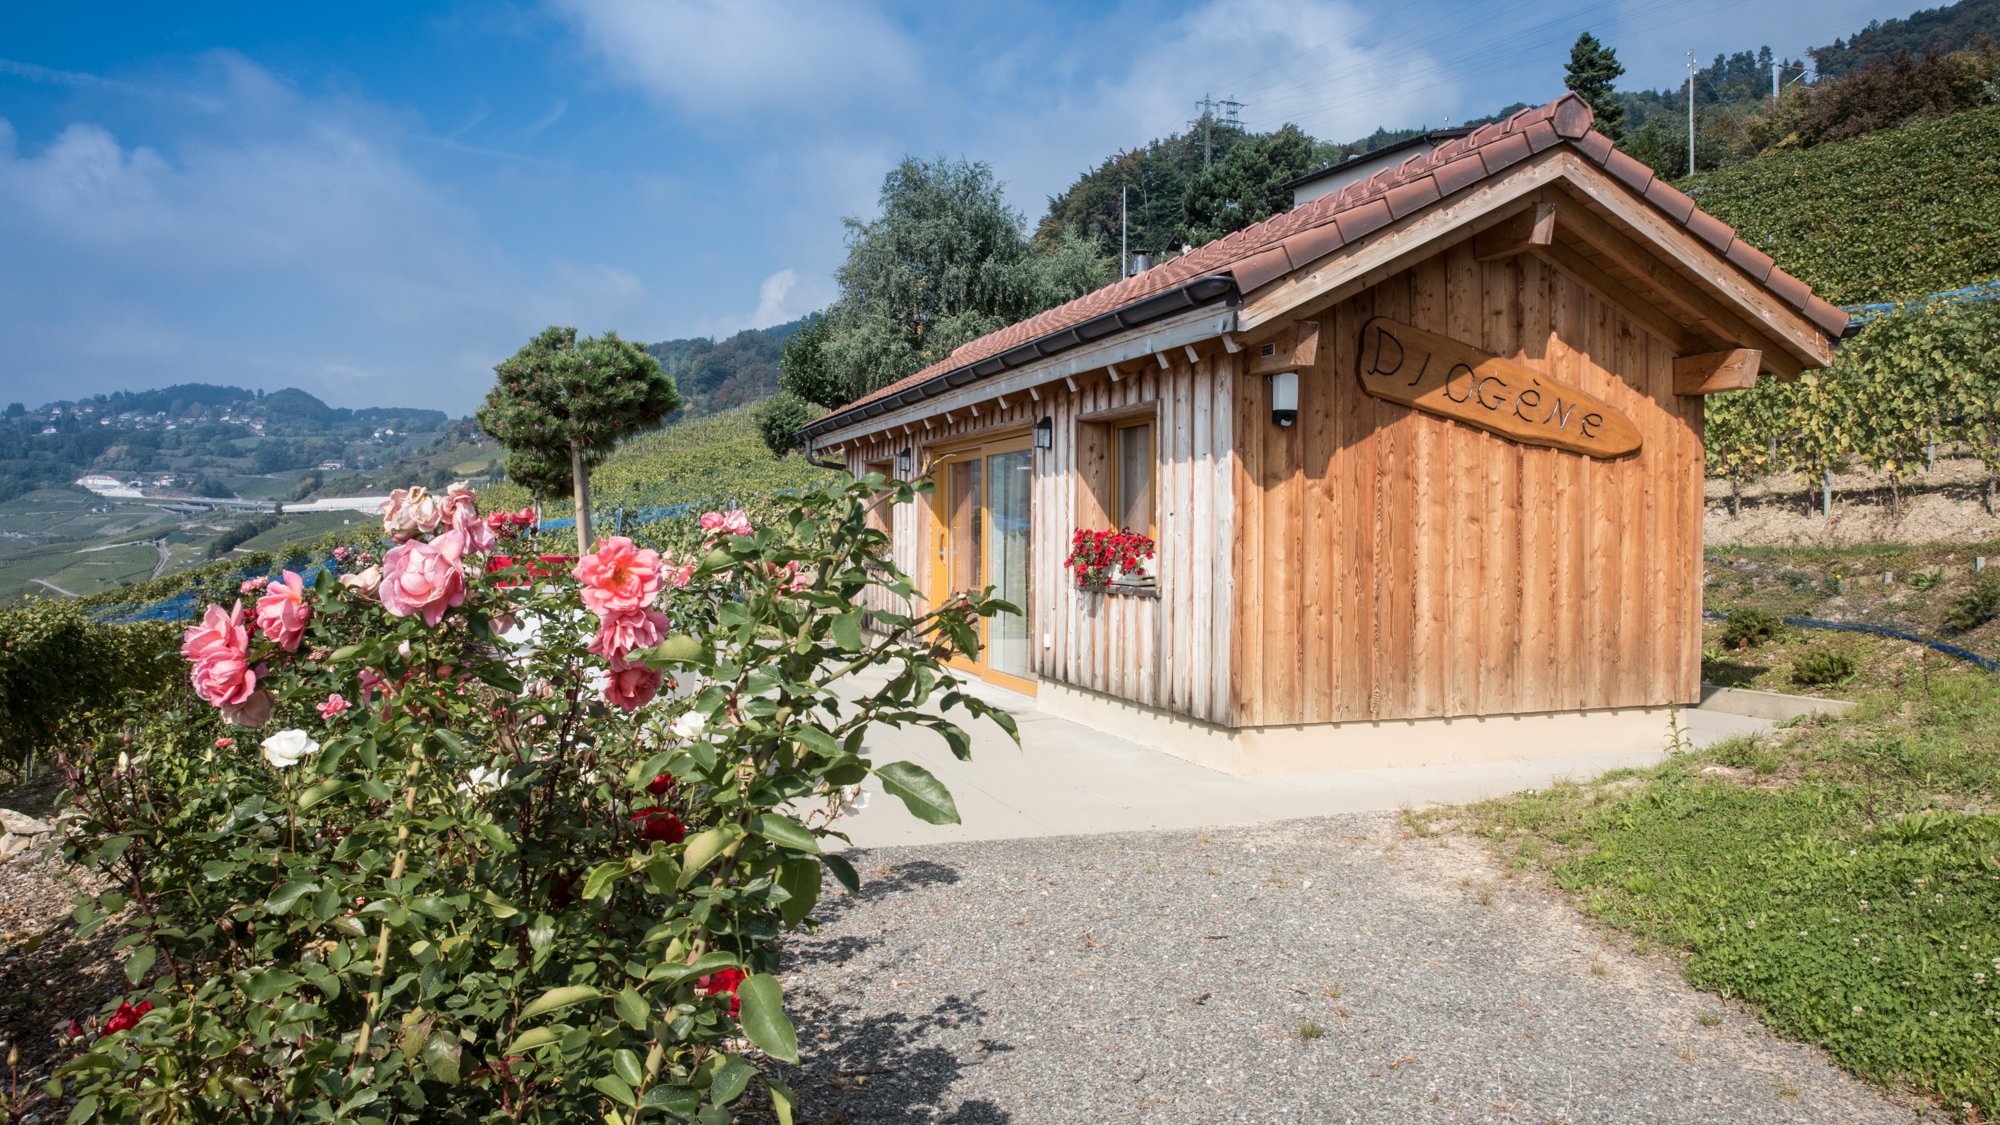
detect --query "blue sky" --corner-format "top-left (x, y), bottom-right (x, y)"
top-left (1, 0), bottom-right (1914, 413)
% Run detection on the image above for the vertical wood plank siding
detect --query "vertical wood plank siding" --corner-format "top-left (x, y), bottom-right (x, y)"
top-left (839, 350), bottom-right (1238, 725)
top-left (1231, 243), bottom-right (1703, 724)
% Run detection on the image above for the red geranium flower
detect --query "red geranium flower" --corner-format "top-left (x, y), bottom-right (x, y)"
top-left (630, 806), bottom-right (686, 844)
top-left (100, 1000), bottom-right (152, 1037)
top-left (698, 968), bottom-right (746, 1018)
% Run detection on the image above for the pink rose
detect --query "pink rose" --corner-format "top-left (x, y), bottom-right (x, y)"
top-left (379, 485), bottom-right (443, 539)
top-left (664, 557), bottom-right (696, 589)
top-left (588, 606), bottom-right (669, 661)
top-left (698, 509), bottom-right (754, 541)
top-left (602, 654), bottom-right (662, 713)
top-left (573, 536), bottom-right (664, 617)
top-left (332, 546), bottom-right (350, 562)
top-left (181, 602), bottom-right (249, 666)
top-left (441, 481), bottom-right (496, 554)
top-left (338, 564), bottom-right (382, 599)
top-left (239, 576), bottom-right (269, 595)
top-left (254, 570), bottom-right (311, 652)
top-left (220, 689), bottom-right (273, 728)
top-left (379, 530), bottom-right (468, 626)
top-left (317, 693), bottom-right (350, 720)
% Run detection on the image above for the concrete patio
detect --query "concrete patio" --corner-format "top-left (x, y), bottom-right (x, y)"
top-left (837, 671), bottom-right (1775, 848)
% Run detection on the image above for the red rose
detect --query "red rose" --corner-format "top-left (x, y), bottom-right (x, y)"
top-left (631, 806), bottom-right (686, 844)
top-left (699, 968), bottom-right (746, 1018)
top-left (646, 773), bottom-right (675, 796)
top-left (100, 1000), bottom-right (153, 1037)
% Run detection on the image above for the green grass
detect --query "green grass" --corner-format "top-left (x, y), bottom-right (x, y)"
top-left (489, 405), bottom-right (827, 517)
top-left (1429, 651), bottom-right (2000, 1115)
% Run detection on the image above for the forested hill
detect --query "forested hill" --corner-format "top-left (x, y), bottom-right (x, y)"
top-left (1036, 0), bottom-right (1997, 260)
top-left (1810, 0), bottom-right (2000, 77)
top-left (645, 318), bottom-right (803, 418)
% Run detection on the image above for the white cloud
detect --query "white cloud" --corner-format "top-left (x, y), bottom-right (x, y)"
top-left (0, 51), bottom-right (655, 410)
top-left (549, 0), bottom-right (925, 122)
top-left (691, 267), bottom-right (827, 338)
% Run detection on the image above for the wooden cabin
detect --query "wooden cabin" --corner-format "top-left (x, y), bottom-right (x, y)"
top-left (800, 94), bottom-right (1848, 775)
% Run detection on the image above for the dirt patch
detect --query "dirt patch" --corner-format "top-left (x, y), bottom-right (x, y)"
top-left (1707, 455), bottom-right (2000, 546)
top-left (0, 775), bottom-right (119, 1115)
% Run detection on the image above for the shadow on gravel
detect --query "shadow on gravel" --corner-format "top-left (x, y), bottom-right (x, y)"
top-left (769, 856), bottom-right (1010, 1123)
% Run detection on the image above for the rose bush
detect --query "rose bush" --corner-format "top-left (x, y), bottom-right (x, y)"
top-left (54, 472), bottom-right (1014, 1123)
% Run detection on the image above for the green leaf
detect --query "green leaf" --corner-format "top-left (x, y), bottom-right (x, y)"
top-left (710, 1056), bottom-right (754, 1106)
top-left (264, 880), bottom-right (320, 914)
top-left (592, 1074), bottom-right (637, 1108)
top-left (505, 1026), bottom-right (559, 1054)
top-left (775, 859), bottom-right (821, 928)
top-left (831, 611), bottom-right (862, 652)
top-left (581, 860), bottom-right (627, 902)
top-left (736, 973), bottom-right (799, 1063)
top-left (296, 779), bottom-right (349, 810)
top-left (875, 760), bottom-right (960, 825)
top-left (122, 945), bottom-right (155, 987)
top-left (679, 826), bottom-right (734, 883)
top-left (519, 984), bottom-right (600, 1023)
top-left (747, 814), bottom-right (820, 854)
top-left (820, 853), bottom-right (860, 896)
top-left (612, 1047), bottom-right (644, 1089)
top-left (764, 1076), bottom-right (798, 1125)
top-left (243, 969), bottom-right (305, 1002)
top-left (613, 987), bottom-right (648, 1031)
top-left (637, 633), bottom-right (705, 669)
top-left (423, 1028), bottom-right (462, 1085)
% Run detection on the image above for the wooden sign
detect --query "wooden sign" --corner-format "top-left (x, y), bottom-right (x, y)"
top-left (1356, 317), bottom-right (1641, 458)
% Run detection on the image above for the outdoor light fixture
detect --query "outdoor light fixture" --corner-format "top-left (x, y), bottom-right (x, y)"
top-left (1033, 416), bottom-right (1053, 450)
top-left (896, 447), bottom-right (913, 477)
top-left (1269, 370), bottom-right (1299, 427)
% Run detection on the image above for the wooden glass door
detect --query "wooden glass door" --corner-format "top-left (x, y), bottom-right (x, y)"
top-left (931, 433), bottom-right (1035, 694)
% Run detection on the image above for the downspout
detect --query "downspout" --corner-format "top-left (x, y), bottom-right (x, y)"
top-left (803, 436), bottom-right (846, 473)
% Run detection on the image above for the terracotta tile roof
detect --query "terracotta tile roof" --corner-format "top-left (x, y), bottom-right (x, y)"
top-left (821, 93), bottom-right (1847, 426)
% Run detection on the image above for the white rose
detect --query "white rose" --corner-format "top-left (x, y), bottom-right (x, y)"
top-left (459, 765), bottom-right (506, 794)
top-left (670, 711), bottom-right (708, 739)
top-left (261, 730), bottom-right (321, 769)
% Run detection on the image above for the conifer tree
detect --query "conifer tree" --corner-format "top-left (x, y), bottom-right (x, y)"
top-left (1565, 32), bottom-right (1628, 141)
top-left (477, 326), bottom-right (680, 552)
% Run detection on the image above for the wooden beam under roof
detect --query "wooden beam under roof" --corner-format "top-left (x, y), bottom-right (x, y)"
top-left (1473, 201), bottom-right (1557, 261)
top-left (1674, 348), bottom-right (1761, 394)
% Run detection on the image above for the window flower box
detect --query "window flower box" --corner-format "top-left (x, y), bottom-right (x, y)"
top-left (1065, 528), bottom-right (1157, 590)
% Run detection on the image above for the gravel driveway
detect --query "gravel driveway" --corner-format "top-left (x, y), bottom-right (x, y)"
top-left (775, 811), bottom-right (1931, 1124)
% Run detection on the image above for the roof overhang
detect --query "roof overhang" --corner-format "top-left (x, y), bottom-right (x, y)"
top-left (798, 274), bottom-right (1237, 444)
top-left (1234, 148), bottom-right (1838, 381)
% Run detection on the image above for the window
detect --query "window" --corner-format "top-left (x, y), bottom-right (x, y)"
top-left (1112, 421), bottom-right (1155, 536)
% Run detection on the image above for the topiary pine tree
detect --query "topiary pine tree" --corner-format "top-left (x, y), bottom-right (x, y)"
top-left (504, 445), bottom-right (573, 518)
top-left (1565, 32), bottom-right (1628, 142)
top-left (477, 326), bottom-right (681, 552)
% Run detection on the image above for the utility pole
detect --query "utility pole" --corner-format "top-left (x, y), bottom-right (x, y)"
top-left (1686, 50), bottom-right (1697, 177)
top-left (1772, 55), bottom-right (1781, 106)
top-left (1120, 185), bottom-right (1129, 278)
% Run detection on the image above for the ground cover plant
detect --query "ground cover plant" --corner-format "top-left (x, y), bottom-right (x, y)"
top-left (1426, 649), bottom-right (2000, 1116)
top-left (41, 474), bottom-right (1014, 1123)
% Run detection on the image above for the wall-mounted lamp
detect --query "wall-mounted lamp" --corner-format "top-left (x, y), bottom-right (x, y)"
top-left (1269, 370), bottom-right (1299, 427)
top-left (1033, 416), bottom-right (1054, 450)
top-left (896, 447), bottom-right (913, 477)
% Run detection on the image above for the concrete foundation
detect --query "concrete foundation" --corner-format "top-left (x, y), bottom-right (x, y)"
top-left (1038, 680), bottom-right (1695, 776)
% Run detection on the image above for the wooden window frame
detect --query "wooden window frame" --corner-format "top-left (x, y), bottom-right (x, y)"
top-left (1110, 418), bottom-right (1158, 540)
